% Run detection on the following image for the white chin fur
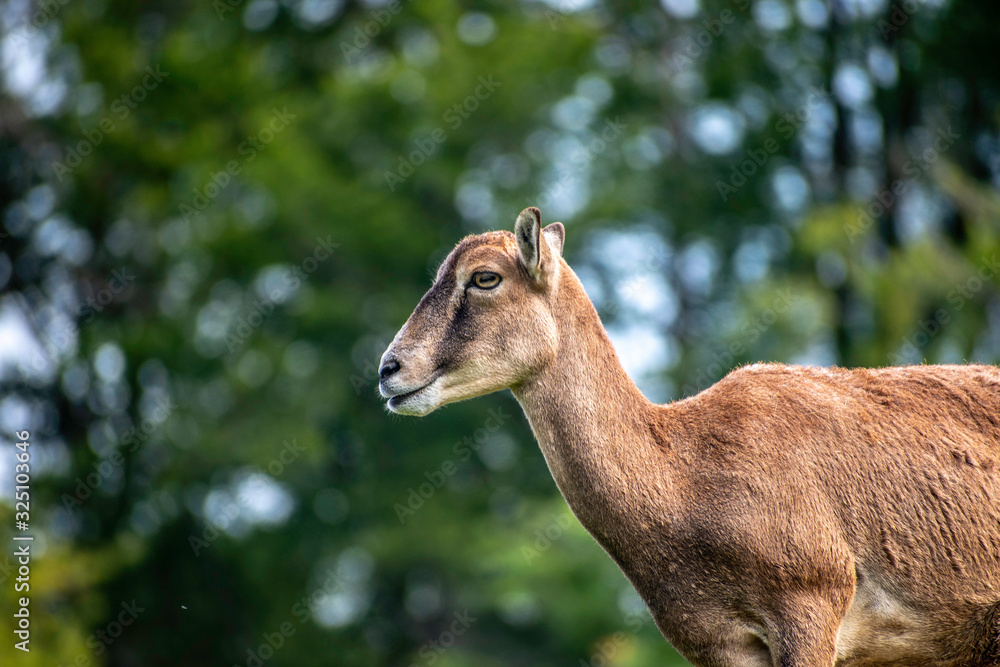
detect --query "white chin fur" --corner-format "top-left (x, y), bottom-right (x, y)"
top-left (386, 381), bottom-right (441, 416)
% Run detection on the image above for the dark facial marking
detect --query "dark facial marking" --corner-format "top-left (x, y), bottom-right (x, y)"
top-left (423, 231), bottom-right (515, 371)
top-left (415, 273), bottom-right (453, 315)
top-left (434, 292), bottom-right (480, 372)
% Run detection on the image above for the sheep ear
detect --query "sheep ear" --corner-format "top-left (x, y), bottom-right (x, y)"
top-left (514, 207), bottom-right (542, 276)
top-left (543, 222), bottom-right (565, 257)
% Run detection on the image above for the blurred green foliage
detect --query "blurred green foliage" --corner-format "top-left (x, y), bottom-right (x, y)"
top-left (0, 0), bottom-right (998, 665)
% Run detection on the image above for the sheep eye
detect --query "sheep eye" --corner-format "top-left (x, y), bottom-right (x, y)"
top-left (470, 272), bottom-right (501, 290)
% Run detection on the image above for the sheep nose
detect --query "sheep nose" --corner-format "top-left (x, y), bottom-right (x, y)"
top-left (379, 357), bottom-right (401, 380)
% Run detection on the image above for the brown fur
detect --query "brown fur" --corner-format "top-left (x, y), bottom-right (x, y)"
top-left (380, 208), bottom-right (1000, 667)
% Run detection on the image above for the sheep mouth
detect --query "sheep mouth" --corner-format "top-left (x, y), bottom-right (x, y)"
top-left (387, 383), bottom-right (431, 408)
